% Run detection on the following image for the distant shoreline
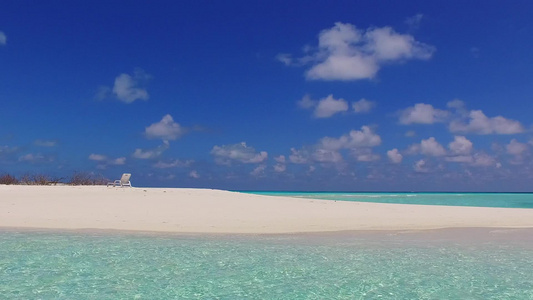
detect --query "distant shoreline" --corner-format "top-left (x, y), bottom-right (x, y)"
top-left (240, 190), bottom-right (533, 194)
top-left (1, 185), bottom-right (533, 234)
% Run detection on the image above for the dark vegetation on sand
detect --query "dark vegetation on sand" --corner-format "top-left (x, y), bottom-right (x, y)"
top-left (0, 172), bottom-right (108, 186)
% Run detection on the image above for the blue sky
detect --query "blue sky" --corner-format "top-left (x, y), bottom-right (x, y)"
top-left (1, 1), bottom-right (532, 191)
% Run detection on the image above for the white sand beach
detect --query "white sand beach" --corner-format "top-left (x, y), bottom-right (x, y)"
top-left (1, 185), bottom-right (532, 234)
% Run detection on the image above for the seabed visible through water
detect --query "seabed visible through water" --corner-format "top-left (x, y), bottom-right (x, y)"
top-left (1, 227), bottom-right (532, 299)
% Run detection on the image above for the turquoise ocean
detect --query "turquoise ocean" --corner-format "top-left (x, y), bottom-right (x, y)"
top-left (1, 192), bottom-right (533, 299)
top-left (244, 192), bottom-right (533, 209)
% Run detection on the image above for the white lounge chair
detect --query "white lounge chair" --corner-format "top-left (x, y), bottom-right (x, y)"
top-left (107, 173), bottom-right (132, 187)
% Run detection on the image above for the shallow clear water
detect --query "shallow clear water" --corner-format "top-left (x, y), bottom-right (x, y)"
top-left (244, 192), bottom-right (533, 208)
top-left (1, 230), bottom-right (532, 299)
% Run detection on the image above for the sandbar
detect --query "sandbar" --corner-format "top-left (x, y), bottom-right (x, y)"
top-left (1, 185), bottom-right (532, 234)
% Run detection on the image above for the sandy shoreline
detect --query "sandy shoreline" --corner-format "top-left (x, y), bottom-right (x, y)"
top-left (1, 185), bottom-right (533, 234)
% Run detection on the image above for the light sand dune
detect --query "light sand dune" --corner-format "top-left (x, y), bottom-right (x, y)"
top-left (1, 185), bottom-right (532, 234)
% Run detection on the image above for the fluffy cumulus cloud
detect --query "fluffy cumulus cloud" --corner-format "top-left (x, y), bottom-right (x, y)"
top-left (448, 136), bottom-right (473, 155)
top-left (299, 95), bottom-right (375, 118)
top-left (506, 139), bottom-right (528, 156)
top-left (449, 110), bottom-right (524, 135)
top-left (250, 164), bottom-right (267, 176)
top-left (288, 126), bottom-right (381, 165)
top-left (289, 148), bottom-right (310, 164)
top-left (278, 22), bottom-right (435, 81)
top-left (112, 70), bottom-right (150, 103)
top-left (273, 155), bottom-right (287, 172)
top-left (132, 141), bottom-right (169, 159)
top-left (288, 147), bottom-right (344, 165)
top-left (387, 148), bottom-right (403, 163)
top-left (470, 153), bottom-right (498, 167)
top-left (413, 159), bottom-right (429, 172)
top-left (0, 31), bottom-right (6, 45)
top-left (274, 164), bottom-right (286, 172)
top-left (352, 98), bottom-right (375, 113)
top-left (319, 126), bottom-right (381, 150)
top-left (211, 142), bottom-right (268, 165)
top-left (408, 137), bottom-right (446, 157)
top-left (506, 139), bottom-right (529, 164)
top-left (420, 137), bottom-right (446, 156)
top-left (398, 100), bottom-right (524, 136)
top-left (298, 94), bottom-right (348, 118)
top-left (398, 103), bottom-right (448, 124)
top-left (351, 148), bottom-right (380, 162)
top-left (314, 95), bottom-right (349, 118)
top-left (312, 148), bottom-right (344, 163)
top-left (145, 115), bottom-right (185, 140)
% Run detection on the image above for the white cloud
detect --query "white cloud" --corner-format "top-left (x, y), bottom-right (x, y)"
top-left (314, 95), bottom-right (349, 118)
top-left (18, 153), bottom-right (53, 163)
top-left (211, 142), bottom-right (268, 165)
top-left (398, 103), bottom-right (448, 124)
top-left (319, 126), bottom-right (381, 150)
top-left (189, 170), bottom-right (200, 179)
top-left (288, 126), bottom-right (381, 166)
top-left (449, 110), bottom-right (524, 135)
top-left (470, 153), bottom-right (498, 167)
top-left (405, 130), bottom-right (416, 137)
top-left (153, 159), bottom-right (192, 169)
top-left (112, 70), bottom-right (150, 103)
top-left (387, 148), bottom-right (403, 163)
top-left (251, 164), bottom-right (267, 176)
top-left (351, 148), bottom-right (380, 162)
top-left (110, 157), bottom-right (126, 165)
top-left (0, 31), bottom-right (6, 45)
top-left (297, 94), bottom-right (316, 109)
top-left (274, 155), bottom-right (287, 172)
top-left (145, 115), bottom-right (185, 140)
top-left (289, 148), bottom-right (309, 164)
top-left (132, 141), bottom-right (169, 159)
top-left (409, 137), bottom-right (446, 157)
top-left (448, 136), bottom-right (473, 155)
top-left (447, 99), bottom-right (466, 110)
top-left (89, 153), bottom-right (125, 167)
top-left (420, 137), bottom-right (446, 156)
top-left (506, 139), bottom-right (529, 165)
top-left (405, 14), bottom-right (424, 29)
top-left (299, 94), bottom-right (373, 118)
top-left (288, 147), bottom-right (345, 165)
top-left (283, 22), bottom-right (434, 81)
top-left (445, 155), bottom-right (473, 163)
top-left (352, 98), bottom-right (375, 113)
top-left (34, 140), bottom-right (57, 147)
top-left (274, 155), bottom-right (286, 163)
top-left (312, 149), bottom-right (344, 163)
top-left (414, 159), bottom-right (429, 172)
top-left (274, 164), bottom-right (286, 172)
top-left (506, 139), bottom-right (528, 156)
top-left (276, 53), bottom-right (293, 66)
top-left (89, 154), bottom-right (107, 161)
